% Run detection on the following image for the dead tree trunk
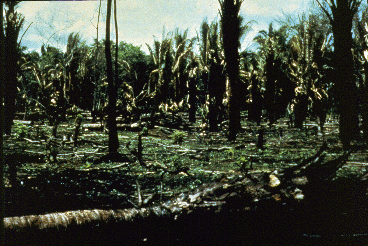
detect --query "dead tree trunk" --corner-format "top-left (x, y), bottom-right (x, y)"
top-left (5, 144), bottom-right (368, 245)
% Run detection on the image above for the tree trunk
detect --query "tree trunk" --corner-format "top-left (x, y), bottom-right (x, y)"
top-left (219, 0), bottom-right (242, 141)
top-left (3, 36), bottom-right (17, 135)
top-left (208, 59), bottom-right (226, 132)
top-left (361, 68), bottom-right (368, 143)
top-left (329, 0), bottom-right (360, 149)
top-left (188, 77), bottom-right (196, 123)
top-left (334, 32), bottom-right (360, 149)
top-left (4, 145), bottom-right (363, 245)
top-left (105, 0), bottom-right (119, 154)
top-left (0, 1), bottom-right (5, 244)
top-left (249, 73), bottom-right (262, 125)
top-left (227, 72), bottom-right (241, 140)
top-left (264, 53), bottom-right (277, 125)
top-left (294, 94), bottom-right (309, 129)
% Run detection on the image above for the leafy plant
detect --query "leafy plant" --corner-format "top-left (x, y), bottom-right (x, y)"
top-left (14, 124), bottom-right (29, 139)
top-left (141, 126), bottom-right (148, 136)
top-left (171, 130), bottom-right (187, 144)
top-left (226, 148), bottom-right (235, 159)
top-left (75, 114), bottom-right (84, 124)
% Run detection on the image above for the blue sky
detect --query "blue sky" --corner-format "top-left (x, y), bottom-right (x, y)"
top-left (17, 0), bottom-right (313, 54)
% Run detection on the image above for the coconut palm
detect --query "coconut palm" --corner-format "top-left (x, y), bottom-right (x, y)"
top-left (254, 24), bottom-right (293, 126)
top-left (240, 51), bottom-right (262, 125)
top-left (288, 14), bottom-right (332, 131)
top-left (146, 31), bottom-right (172, 96)
top-left (105, 0), bottom-right (119, 154)
top-left (197, 19), bottom-right (226, 131)
top-left (199, 19), bottom-right (210, 104)
top-left (317, 0), bottom-right (361, 149)
top-left (219, 0), bottom-right (244, 140)
top-left (89, 39), bottom-right (107, 122)
top-left (145, 33), bottom-right (175, 128)
top-left (3, 1), bottom-right (24, 134)
top-left (187, 50), bottom-right (200, 123)
top-left (207, 21), bottom-right (227, 131)
top-left (20, 60), bottom-right (60, 123)
top-left (354, 6), bottom-right (368, 143)
top-left (0, 1), bottom-right (3, 240)
top-left (63, 33), bottom-right (93, 109)
top-left (172, 29), bottom-right (193, 103)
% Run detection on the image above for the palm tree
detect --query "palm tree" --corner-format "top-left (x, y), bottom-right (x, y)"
top-left (63, 33), bottom-right (93, 110)
top-left (254, 24), bottom-right (293, 126)
top-left (105, 0), bottom-right (119, 154)
top-left (219, 0), bottom-right (243, 140)
top-left (288, 14), bottom-right (332, 131)
top-left (354, 7), bottom-right (368, 143)
top-left (3, 1), bottom-right (24, 135)
top-left (219, 0), bottom-right (243, 141)
top-left (207, 21), bottom-right (227, 131)
top-left (317, 0), bottom-right (361, 149)
top-left (146, 31), bottom-right (173, 108)
top-left (198, 19), bottom-right (227, 131)
top-left (0, 1), bottom-right (5, 243)
top-left (240, 51), bottom-right (262, 125)
top-left (199, 19), bottom-right (210, 104)
top-left (114, 0), bottom-right (119, 100)
top-left (172, 29), bottom-right (193, 103)
top-left (187, 50), bottom-right (200, 123)
top-left (89, 39), bottom-right (106, 122)
top-left (20, 60), bottom-right (57, 121)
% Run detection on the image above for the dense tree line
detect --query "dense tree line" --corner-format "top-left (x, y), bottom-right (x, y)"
top-left (3, 0), bottom-right (368, 149)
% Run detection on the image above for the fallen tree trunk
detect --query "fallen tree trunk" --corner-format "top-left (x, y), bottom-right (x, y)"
top-left (4, 143), bottom-right (368, 245)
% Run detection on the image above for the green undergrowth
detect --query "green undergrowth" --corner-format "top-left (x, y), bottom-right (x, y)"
top-left (5, 115), bottom-right (368, 216)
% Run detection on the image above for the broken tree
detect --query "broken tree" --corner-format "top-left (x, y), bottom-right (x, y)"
top-left (4, 143), bottom-right (368, 245)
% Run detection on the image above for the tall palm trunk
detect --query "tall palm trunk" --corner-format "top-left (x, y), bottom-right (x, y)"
top-left (250, 72), bottom-right (262, 125)
top-left (333, 2), bottom-right (360, 149)
top-left (3, 2), bottom-right (23, 135)
top-left (208, 59), bottom-right (226, 131)
top-left (105, 0), bottom-right (119, 154)
top-left (0, 1), bottom-right (4, 243)
top-left (188, 76), bottom-right (197, 123)
top-left (362, 65), bottom-right (368, 142)
top-left (114, 0), bottom-right (119, 89)
top-left (219, 0), bottom-right (243, 140)
top-left (318, 0), bottom-right (361, 149)
top-left (264, 51), bottom-right (277, 125)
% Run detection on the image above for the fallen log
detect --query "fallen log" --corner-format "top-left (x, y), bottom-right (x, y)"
top-left (4, 143), bottom-right (368, 245)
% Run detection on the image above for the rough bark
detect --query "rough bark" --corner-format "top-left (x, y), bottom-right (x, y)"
top-left (4, 144), bottom-right (364, 245)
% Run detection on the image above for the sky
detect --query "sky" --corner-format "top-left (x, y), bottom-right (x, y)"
top-left (17, 0), bottom-right (313, 55)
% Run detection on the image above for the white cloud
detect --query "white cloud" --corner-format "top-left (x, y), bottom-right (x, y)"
top-left (242, 0), bottom-right (308, 17)
top-left (17, 0), bottom-right (312, 54)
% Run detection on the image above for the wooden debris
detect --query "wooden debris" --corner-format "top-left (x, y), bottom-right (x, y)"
top-left (5, 143), bottom-right (365, 245)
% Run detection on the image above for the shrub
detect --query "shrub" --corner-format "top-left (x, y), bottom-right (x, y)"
top-left (141, 126), bottom-right (148, 136)
top-left (14, 122), bottom-right (29, 139)
top-left (171, 130), bottom-right (187, 144)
